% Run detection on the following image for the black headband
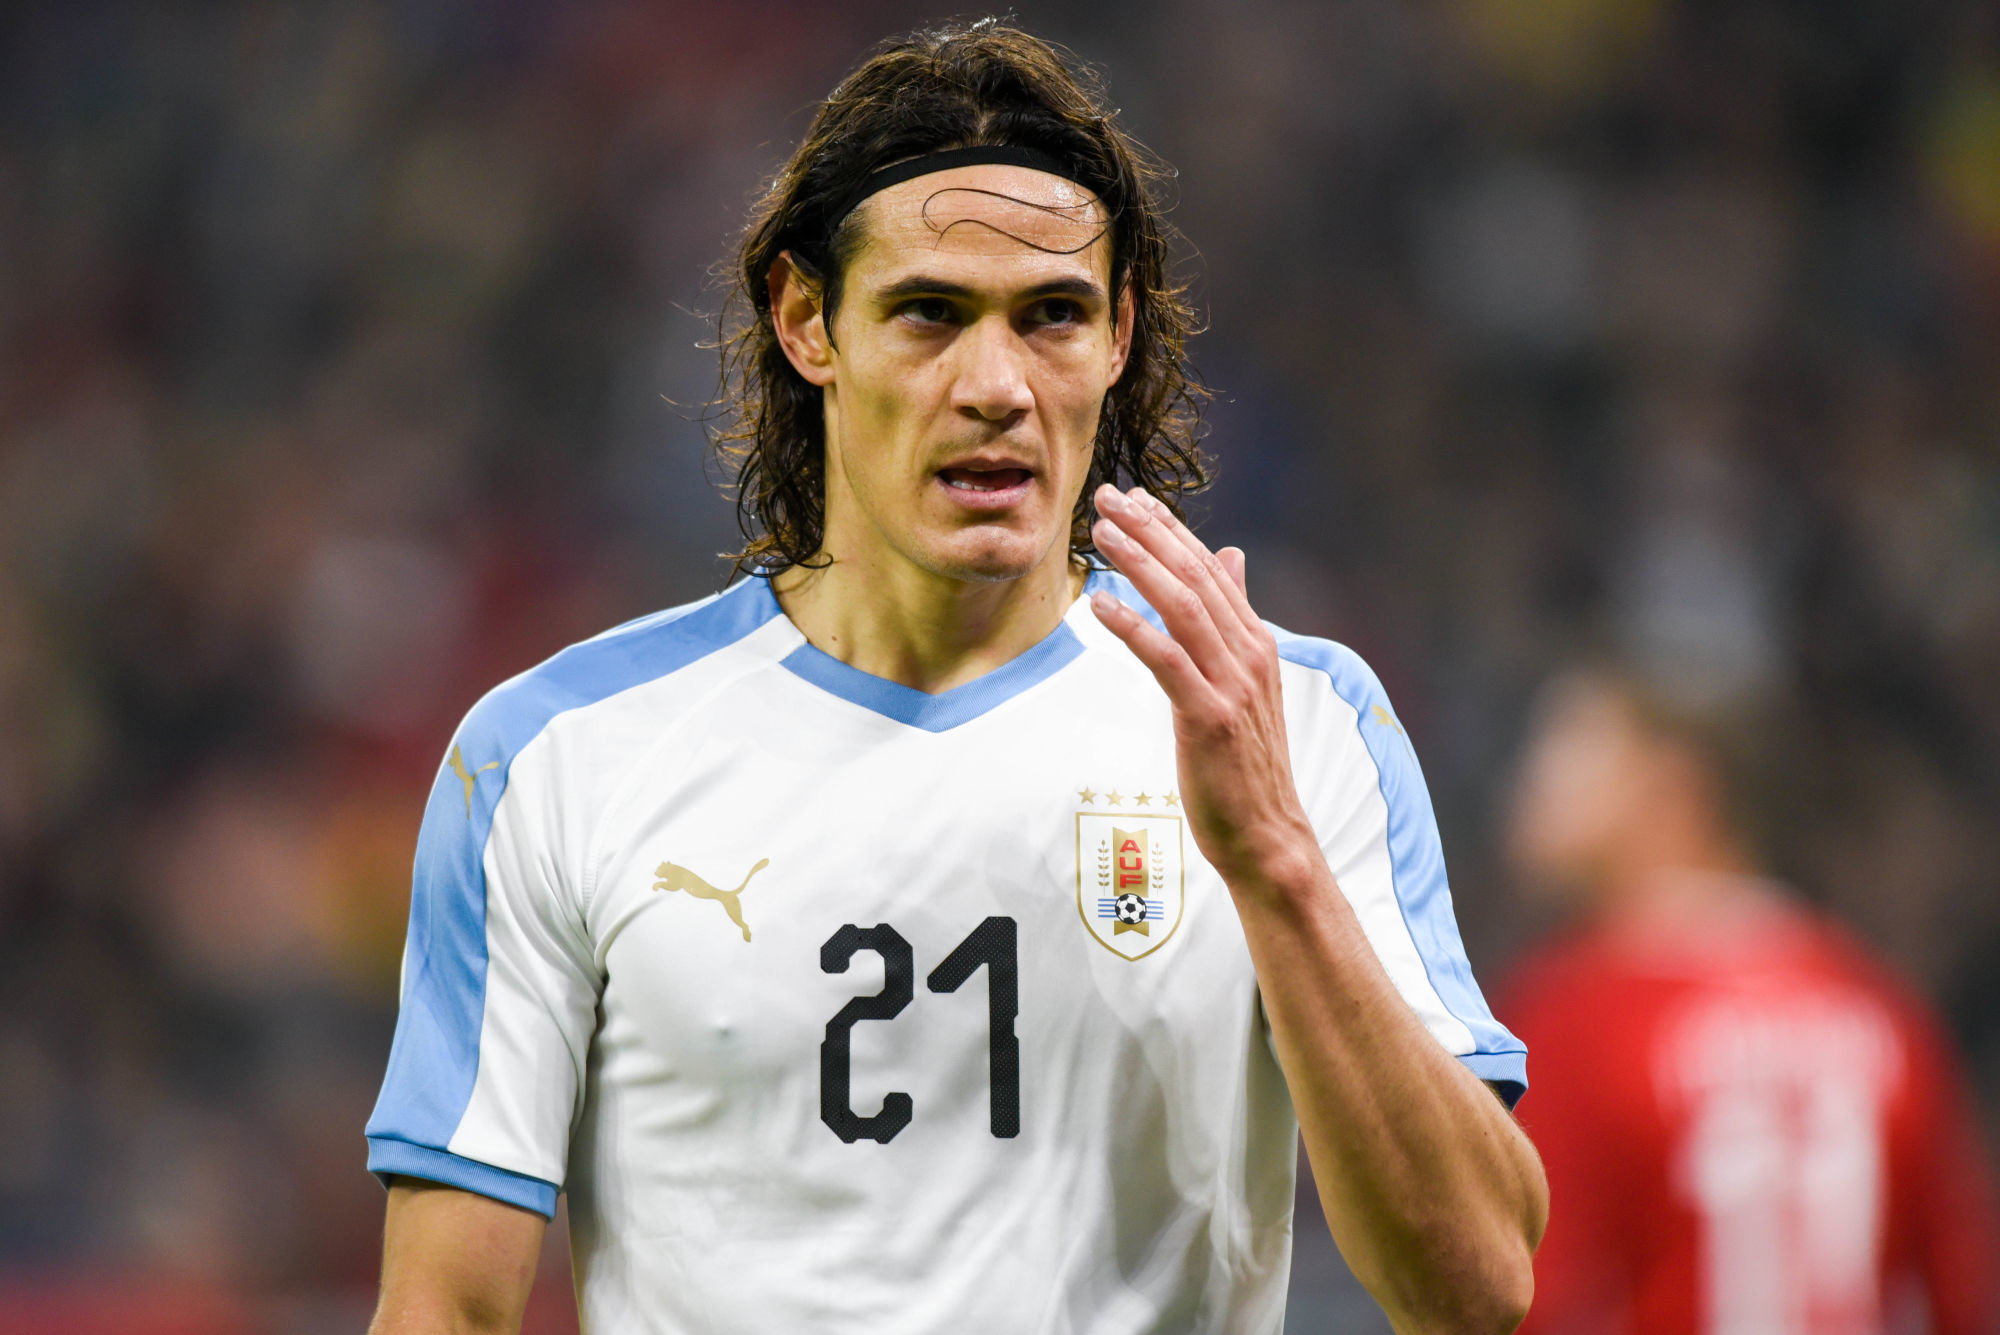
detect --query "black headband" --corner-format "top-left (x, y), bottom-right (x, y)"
top-left (825, 145), bottom-right (1084, 241)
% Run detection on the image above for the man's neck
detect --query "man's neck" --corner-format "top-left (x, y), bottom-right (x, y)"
top-left (1591, 836), bottom-right (1772, 941)
top-left (772, 545), bottom-right (1086, 695)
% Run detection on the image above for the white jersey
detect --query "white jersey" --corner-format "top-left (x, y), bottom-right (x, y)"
top-left (366, 570), bottom-right (1525, 1334)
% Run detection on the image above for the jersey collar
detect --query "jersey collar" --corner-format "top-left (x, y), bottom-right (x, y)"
top-left (756, 575), bottom-right (1090, 732)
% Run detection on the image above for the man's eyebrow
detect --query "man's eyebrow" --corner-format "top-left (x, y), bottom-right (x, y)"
top-left (870, 275), bottom-right (1108, 304)
top-left (1022, 277), bottom-right (1108, 303)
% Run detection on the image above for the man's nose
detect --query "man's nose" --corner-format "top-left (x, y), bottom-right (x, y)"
top-left (950, 316), bottom-right (1034, 422)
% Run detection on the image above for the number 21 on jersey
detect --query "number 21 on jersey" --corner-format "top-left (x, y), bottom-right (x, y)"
top-left (819, 916), bottom-right (1020, 1144)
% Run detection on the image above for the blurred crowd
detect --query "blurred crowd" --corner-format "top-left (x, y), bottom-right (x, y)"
top-left (2, 0), bottom-right (1998, 1329)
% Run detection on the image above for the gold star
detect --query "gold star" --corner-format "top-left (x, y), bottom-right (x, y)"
top-left (1106, 788), bottom-right (1124, 806)
top-left (1077, 786), bottom-right (1097, 805)
top-left (1134, 791), bottom-right (1152, 806)
top-left (1163, 791), bottom-right (1180, 808)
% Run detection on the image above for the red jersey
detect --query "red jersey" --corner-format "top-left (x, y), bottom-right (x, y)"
top-left (1504, 895), bottom-right (1997, 1335)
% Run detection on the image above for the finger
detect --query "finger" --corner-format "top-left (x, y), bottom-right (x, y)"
top-left (1129, 489), bottom-right (1261, 632)
top-left (1218, 546), bottom-right (1247, 596)
top-left (1095, 486), bottom-right (1252, 658)
top-left (1092, 512), bottom-right (1234, 675)
top-left (1116, 487), bottom-right (1259, 643)
top-left (1089, 588), bottom-right (1212, 706)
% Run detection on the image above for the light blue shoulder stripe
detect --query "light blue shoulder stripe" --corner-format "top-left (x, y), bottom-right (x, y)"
top-left (365, 578), bottom-right (782, 1198)
top-left (1089, 569), bottom-right (1526, 1106)
top-left (1269, 629), bottom-right (1526, 1107)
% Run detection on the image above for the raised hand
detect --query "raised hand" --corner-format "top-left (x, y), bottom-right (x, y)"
top-left (1087, 483), bottom-right (1317, 894)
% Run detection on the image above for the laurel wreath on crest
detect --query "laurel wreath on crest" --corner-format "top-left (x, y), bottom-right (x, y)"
top-left (1096, 837), bottom-right (1112, 888)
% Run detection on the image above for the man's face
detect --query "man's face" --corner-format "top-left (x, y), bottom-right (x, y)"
top-left (785, 164), bottom-right (1132, 584)
top-left (1504, 676), bottom-right (1657, 907)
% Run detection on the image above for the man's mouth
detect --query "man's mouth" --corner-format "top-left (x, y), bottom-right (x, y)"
top-left (940, 466), bottom-right (1034, 492)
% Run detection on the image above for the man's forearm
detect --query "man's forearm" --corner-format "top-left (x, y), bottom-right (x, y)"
top-left (1230, 843), bottom-right (1547, 1335)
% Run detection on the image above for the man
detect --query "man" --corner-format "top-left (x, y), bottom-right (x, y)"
top-left (365, 22), bottom-right (1545, 1334)
top-left (1502, 668), bottom-right (1997, 1335)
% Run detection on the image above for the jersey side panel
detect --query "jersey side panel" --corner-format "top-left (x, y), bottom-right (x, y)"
top-left (365, 580), bottom-right (782, 1215)
top-left (435, 734), bottom-right (601, 1190)
top-left (1271, 630), bottom-right (1528, 1103)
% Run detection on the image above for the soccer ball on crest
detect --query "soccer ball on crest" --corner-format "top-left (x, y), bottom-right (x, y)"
top-left (1114, 893), bottom-right (1147, 925)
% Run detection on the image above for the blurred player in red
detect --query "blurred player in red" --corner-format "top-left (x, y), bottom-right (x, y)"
top-left (1502, 667), bottom-right (1997, 1335)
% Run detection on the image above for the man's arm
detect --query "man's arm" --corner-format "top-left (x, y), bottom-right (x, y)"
top-left (1089, 484), bottom-right (1548, 1335)
top-left (368, 1180), bottom-right (546, 1335)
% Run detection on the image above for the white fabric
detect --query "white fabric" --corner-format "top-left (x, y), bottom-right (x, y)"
top-left (371, 578), bottom-right (1516, 1334)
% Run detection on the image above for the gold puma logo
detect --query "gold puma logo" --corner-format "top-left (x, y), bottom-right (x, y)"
top-left (448, 744), bottom-right (500, 817)
top-left (653, 858), bottom-right (769, 942)
top-left (1371, 704), bottom-right (1404, 736)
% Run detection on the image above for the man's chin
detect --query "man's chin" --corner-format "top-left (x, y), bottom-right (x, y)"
top-left (927, 554), bottom-right (1042, 585)
top-left (916, 531), bottom-right (1058, 585)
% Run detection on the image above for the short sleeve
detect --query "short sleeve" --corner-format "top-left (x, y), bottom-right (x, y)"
top-left (1273, 632), bottom-right (1528, 1106)
top-left (364, 713), bottom-right (602, 1218)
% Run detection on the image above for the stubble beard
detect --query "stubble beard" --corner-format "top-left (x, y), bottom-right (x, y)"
top-left (910, 519), bottom-right (1062, 585)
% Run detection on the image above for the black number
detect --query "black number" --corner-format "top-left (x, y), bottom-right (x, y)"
top-left (927, 916), bottom-right (1021, 1138)
top-left (818, 916), bottom-right (1022, 1142)
top-left (819, 923), bottom-right (915, 1144)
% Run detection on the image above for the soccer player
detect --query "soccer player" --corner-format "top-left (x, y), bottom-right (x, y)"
top-left (364, 22), bottom-right (1546, 1334)
top-left (1502, 668), bottom-right (1998, 1335)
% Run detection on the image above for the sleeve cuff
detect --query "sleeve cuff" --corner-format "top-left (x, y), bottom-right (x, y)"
top-left (367, 1135), bottom-right (560, 1218)
top-left (1457, 1050), bottom-right (1528, 1110)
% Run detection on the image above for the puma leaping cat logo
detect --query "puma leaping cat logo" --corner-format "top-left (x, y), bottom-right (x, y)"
top-left (448, 744), bottom-right (500, 817)
top-left (652, 858), bottom-right (769, 942)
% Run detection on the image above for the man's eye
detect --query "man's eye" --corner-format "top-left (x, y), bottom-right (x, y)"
top-left (1031, 300), bottom-right (1081, 326)
top-left (902, 298), bottom-right (955, 325)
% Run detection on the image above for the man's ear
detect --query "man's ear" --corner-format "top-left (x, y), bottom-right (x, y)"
top-left (1106, 279), bottom-right (1135, 388)
top-left (769, 251), bottom-right (837, 387)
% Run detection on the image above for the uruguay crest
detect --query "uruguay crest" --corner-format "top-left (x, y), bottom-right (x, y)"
top-left (1076, 804), bottom-right (1185, 960)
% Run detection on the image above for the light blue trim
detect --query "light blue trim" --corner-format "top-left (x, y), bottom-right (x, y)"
top-left (368, 1136), bottom-right (560, 1217)
top-left (1270, 629), bottom-right (1527, 1097)
top-left (777, 592), bottom-right (1085, 731)
top-left (1460, 1052), bottom-right (1528, 1110)
top-left (365, 579), bottom-right (781, 1164)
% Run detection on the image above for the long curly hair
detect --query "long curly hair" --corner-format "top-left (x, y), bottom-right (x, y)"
top-left (712, 19), bottom-right (1209, 573)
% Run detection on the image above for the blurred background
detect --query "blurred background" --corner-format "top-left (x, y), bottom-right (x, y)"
top-left (1, 1), bottom-right (1997, 1331)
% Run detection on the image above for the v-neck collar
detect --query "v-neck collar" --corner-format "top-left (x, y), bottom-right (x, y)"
top-left (756, 574), bottom-right (1096, 732)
